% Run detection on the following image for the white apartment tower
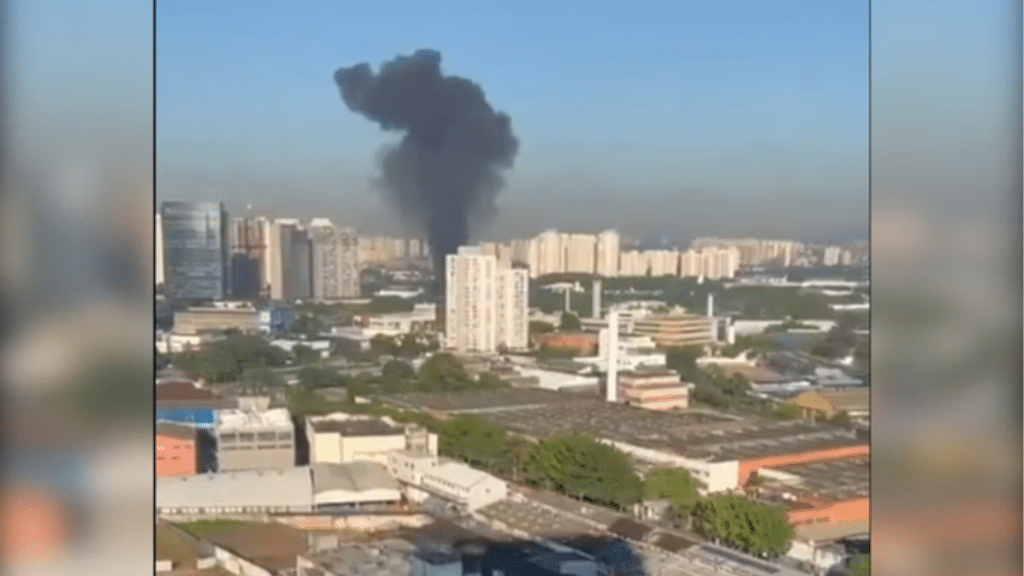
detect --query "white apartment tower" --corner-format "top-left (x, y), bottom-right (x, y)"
top-left (308, 219), bottom-right (360, 301)
top-left (563, 233), bottom-right (597, 274)
top-left (496, 266), bottom-right (529, 351)
top-left (595, 229), bottom-right (621, 277)
top-left (446, 247), bottom-right (529, 353)
top-left (529, 230), bottom-right (563, 278)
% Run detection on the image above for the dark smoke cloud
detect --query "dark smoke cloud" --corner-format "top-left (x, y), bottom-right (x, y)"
top-left (333, 49), bottom-right (519, 278)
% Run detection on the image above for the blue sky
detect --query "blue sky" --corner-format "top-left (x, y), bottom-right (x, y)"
top-left (156, 0), bottom-right (869, 240)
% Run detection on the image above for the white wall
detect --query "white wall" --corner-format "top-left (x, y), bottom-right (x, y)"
top-left (602, 439), bottom-right (739, 493)
top-left (466, 476), bottom-right (508, 511)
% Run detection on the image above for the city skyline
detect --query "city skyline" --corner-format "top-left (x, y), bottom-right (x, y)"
top-left (157, 0), bottom-right (868, 244)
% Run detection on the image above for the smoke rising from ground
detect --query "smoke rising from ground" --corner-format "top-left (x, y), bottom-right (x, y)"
top-left (333, 49), bottom-right (519, 279)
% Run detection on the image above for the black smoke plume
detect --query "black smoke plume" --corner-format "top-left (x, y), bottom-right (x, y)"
top-left (333, 49), bottom-right (519, 281)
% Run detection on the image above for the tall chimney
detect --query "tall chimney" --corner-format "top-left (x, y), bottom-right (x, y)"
top-left (564, 287), bottom-right (571, 312)
top-left (706, 293), bottom-right (714, 318)
top-left (592, 279), bottom-right (602, 318)
top-left (606, 310), bottom-right (619, 403)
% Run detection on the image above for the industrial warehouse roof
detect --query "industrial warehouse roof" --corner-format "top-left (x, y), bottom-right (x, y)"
top-left (310, 461), bottom-right (399, 494)
top-left (476, 399), bottom-right (865, 462)
top-left (765, 455), bottom-right (870, 502)
top-left (156, 468), bottom-right (313, 511)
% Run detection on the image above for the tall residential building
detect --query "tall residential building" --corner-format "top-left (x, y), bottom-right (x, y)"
top-left (529, 230), bottom-right (563, 278)
top-left (619, 250), bottom-right (645, 277)
top-left (823, 246), bottom-right (842, 267)
top-left (679, 249), bottom-right (700, 278)
top-left (496, 266), bottom-right (529, 351)
top-left (564, 233), bottom-right (597, 274)
top-left (595, 229), bottom-right (621, 277)
top-left (155, 212), bottom-right (164, 287)
top-left (445, 247), bottom-right (529, 353)
top-left (308, 219), bottom-right (360, 301)
top-left (445, 247), bottom-right (497, 353)
top-left (645, 250), bottom-right (680, 277)
top-left (159, 201), bottom-right (229, 302)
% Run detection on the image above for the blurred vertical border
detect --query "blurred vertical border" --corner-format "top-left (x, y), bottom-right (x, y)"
top-left (0, 0), bottom-right (155, 574)
top-left (872, 0), bottom-right (1022, 575)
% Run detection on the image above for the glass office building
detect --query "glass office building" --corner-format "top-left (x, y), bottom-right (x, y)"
top-left (160, 201), bottom-right (229, 302)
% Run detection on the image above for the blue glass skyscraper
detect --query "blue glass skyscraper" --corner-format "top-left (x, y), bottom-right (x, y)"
top-left (159, 201), bottom-right (229, 302)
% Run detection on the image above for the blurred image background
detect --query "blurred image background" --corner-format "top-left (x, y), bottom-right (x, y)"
top-left (0, 1), bottom-right (1019, 576)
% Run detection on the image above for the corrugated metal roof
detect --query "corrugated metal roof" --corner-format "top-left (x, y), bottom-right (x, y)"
top-left (156, 468), bottom-right (313, 510)
top-left (310, 461), bottom-right (399, 494)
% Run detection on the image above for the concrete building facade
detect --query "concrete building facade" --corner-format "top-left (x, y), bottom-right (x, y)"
top-left (445, 247), bottom-right (528, 353)
top-left (306, 413), bottom-right (438, 466)
top-left (595, 230), bottom-right (621, 278)
top-left (215, 400), bottom-right (295, 472)
top-left (617, 369), bottom-right (692, 411)
top-left (308, 219), bottom-right (360, 301)
top-left (632, 314), bottom-right (715, 348)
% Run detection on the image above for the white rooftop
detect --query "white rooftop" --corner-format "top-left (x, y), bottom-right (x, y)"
top-left (426, 462), bottom-right (498, 490)
top-left (216, 407), bottom-right (292, 431)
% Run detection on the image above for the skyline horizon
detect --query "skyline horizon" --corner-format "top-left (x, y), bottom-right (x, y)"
top-left (157, 197), bottom-right (867, 246)
top-left (157, 1), bottom-right (868, 245)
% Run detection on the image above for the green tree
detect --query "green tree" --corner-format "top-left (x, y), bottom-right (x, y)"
top-left (848, 554), bottom-right (870, 576)
top-left (772, 403), bottom-right (805, 420)
top-left (665, 346), bottom-right (705, 382)
top-left (477, 372), bottom-right (510, 389)
top-left (370, 334), bottom-right (400, 358)
top-left (643, 468), bottom-right (703, 522)
top-left (292, 313), bottom-right (322, 339)
top-left (440, 416), bottom-right (512, 474)
top-left (418, 353), bottom-right (472, 392)
top-left (691, 493), bottom-right (794, 559)
top-left (529, 320), bottom-right (555, 335)
top-left (397, 333), bottom-right (424, 358)
top-left (365, 296), bottom-right (414, 314)
top-left (525, 433), bottom-right (643, 510)
top-left (297, 366), bottom-right (343, 390)
top-left (559, 312), bottom-right (582, 331)
top-left (292, 344), bottom-right (321, 364)
top-left (382, 359), bottom-right (416, 382)
top-left (241, 367), bottom-right (286, 393)
top-left (829, 410), bottom-right (852, 426)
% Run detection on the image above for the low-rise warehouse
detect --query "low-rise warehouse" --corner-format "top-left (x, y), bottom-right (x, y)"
top-left (157, 467), bottom-right (314, 516)
top-left (157, 462), bottom-right (405, 517)
top-left (310, 461), bottom-right (402, 508)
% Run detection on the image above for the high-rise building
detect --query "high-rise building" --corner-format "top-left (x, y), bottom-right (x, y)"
top-left (445, 247), bottom-right (497, 353)
top-left (595, 229), bottom-right (621, 277)
top-left (159, 201), bottom-right (229, 302)
top-left (529, 230), bottom-right (563, 278)
top-left (282, 223), bottom-right (312, 301)
top-left (308, 219), bottom-right (360, 301)
top-left (678, 249), bottom-right (700, 278)
top-left (563, 233), bottom-right (597, 274)
top-left (228, 216), bottom-right (267, 299)
top-left (496, 265), bottom-right (529, 351)
top-left (823, 246), bottom-right (842, 267)
top-left (445, 247), bottom-right (529, 353)
top-left (155, 212), bottom-right (164, 287)
top-left (619, 250), bottom-right (644, 277)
